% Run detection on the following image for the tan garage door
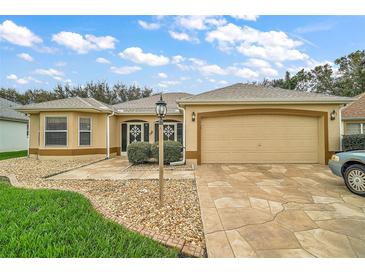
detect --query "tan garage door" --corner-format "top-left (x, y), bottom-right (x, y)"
top-left (201, 114), bottom-right (319, 164)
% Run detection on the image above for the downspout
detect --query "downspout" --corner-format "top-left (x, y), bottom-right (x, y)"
top-left (27, 114), bottom-right (30, 158)
top-left (170, 104), bottom-right (186, 166)
top-left (106, 111), bottom-right (115, 159)
top-left (339, 105), bottom-right (345, 151)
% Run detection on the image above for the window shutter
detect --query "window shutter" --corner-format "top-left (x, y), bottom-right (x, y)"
top-left (154, 123), bottom-right (159, 142)
top-left (121, 123), bottom-right (127, 152)
top-left (177, 123), bottom-right (183, 145)
top-left (144, 123), bottom-right (149, 142)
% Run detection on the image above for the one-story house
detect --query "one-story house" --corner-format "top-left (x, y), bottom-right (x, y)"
top-left (341, 92), bottom-right (365, 135)
top-left (0, 98), bottom-right (29, 152)
top-left (17, 83), bottom-right (353, 164)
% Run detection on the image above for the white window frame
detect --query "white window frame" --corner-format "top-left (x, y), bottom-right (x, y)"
top-left (44, 115), bottom-right (68, 147)
top-left (126, 122), bottom-right (145, 145)
top-left (78, 116), bottom-right (92, 147)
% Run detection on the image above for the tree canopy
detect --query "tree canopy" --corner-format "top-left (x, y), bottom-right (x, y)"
top-left (0, 81), bottom-right (153, 105)
top-left (260, 50), bottom-right (365, 97)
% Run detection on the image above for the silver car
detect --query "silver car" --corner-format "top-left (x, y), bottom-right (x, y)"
top-left (328, 150), bottom-right (365, 197)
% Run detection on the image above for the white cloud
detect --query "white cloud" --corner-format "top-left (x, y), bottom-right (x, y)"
top-left (118, 47), bottom-right (169, 66)
top-left (244, 58), bottom-right (279, 77)
top-left (6, 74), bottom-right (42, 85)
top-left (172, 55), bottom-right (185, 64)
top-left (176, 16), bottom-right (226, 30)
top-left (158, 72), bottom-right (168, 78)
top-left (110, 66), bottom-right (141, 75)
top-left (218, 80), bottom-right (228, 85)
top-left (55, 61), bottom-right (66, 67)
top-left (0, 20), bottom-right (42, 47)
top-left (199, 64), bottom-right (227, 75)
top-left (52, 31), bottom-right (117, 54)
top-left (158, 80), bottom-right (180, 88)
top-left (206, 23), bottom-right (308, 61)
top-left (231, 15), bottom-right (259, 21)
top-left (34, 68), bottom-right (64, 77)
top-left (138, 20), bottom-right (160, 30)
top-left (6, 74), bottom-right (28, 84)
top-left (96, 57), bottom-right (111, 64)
top-left (169, 31), bottom-right (197, 42)
top-left (237, 44), bottom-right (308, 61)
top-left (17, 52), bottom-right (33, 62)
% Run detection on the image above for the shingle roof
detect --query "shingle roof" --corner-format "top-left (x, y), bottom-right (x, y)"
top-left (0, 98), bottom-right (28, 122)
top-left (341, 92), bottom-right (365, 120)
top-left (16, 97), bottom-right (114, 113)
top-left (113, 92), bottom-right (191, 114)
top-left (178, 83), bottom-right (353, 104)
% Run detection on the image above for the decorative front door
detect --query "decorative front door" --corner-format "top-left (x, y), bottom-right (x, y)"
top-left (128, 124), bottom-right (142, 144)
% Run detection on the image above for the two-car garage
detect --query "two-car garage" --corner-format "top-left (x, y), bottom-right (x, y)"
top-left (200, 113), bottom-right (321, 164)
top-left (179, 83), bottom-right (351, 165)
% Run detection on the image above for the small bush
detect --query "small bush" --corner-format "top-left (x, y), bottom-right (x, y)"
top-left (127, 142), bottom-right (151, 164)
top-left (342, 134), bottom-right (365, 151)
top-left (151, 141), bottom-right (182, 163)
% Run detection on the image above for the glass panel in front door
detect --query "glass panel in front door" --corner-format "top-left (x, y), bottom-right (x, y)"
top-left (129, 124), bottom-right (142, 143)
top-left (163, 124), bottom-right (175, 141)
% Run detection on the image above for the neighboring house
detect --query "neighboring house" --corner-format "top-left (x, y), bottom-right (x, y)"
top-left (0, 98), bottom-right (29, 152)
top-left (17, 83), bottom-right (353, 164)
top-left (341, 92), bottom-right (365, 135)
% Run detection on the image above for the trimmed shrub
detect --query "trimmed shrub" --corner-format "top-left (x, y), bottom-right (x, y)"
top-left (127, 142), bottom-right (151, 164)
top-left (342, 134), bottom-right (365, 151)
top-left (151, 141), bottom-right (182, 164)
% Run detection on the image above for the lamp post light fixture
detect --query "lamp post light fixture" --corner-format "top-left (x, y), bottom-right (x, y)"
top-left (155, 94), bottom-right (167, 207)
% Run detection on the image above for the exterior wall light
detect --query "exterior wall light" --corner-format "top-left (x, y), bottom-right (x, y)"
top-left (192, 112), bottom-right (196, 122)
top-left (330, 110), bottom-right (336, 120)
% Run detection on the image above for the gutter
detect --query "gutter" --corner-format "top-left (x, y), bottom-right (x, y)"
top-left (176, 99), bottom-right (355, 105)
top-left (106, 111), bottom-right (115, 159)
top-left (170, 104), bottom-right (186, 166)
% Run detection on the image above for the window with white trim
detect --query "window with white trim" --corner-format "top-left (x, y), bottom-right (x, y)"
top-left (79, 117), bottom-right (91, 146)
top-left (346, 123), bottom-right (364, 135)
top-left (45, 117), bottom-right (67, 146)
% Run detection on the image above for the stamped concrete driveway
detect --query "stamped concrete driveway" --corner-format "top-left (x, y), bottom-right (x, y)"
top-left (196, 164), bottom-right (365, 258)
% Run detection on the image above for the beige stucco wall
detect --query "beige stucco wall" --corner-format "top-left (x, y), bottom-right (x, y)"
top-left (29, 114), bottom-right (39, 148)
top-left (183, 103), bottom-right (344, 164)
top-left (115, 114), bottom-right (183, 148)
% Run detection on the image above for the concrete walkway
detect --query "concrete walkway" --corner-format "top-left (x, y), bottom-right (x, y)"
top-left (49, 157), bottom-right (195, 181)
top-left (196, 164), bottom-right (365, 258)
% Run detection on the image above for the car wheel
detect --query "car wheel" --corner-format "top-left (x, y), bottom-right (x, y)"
top-left (344, 164), bottom-right (365, 197)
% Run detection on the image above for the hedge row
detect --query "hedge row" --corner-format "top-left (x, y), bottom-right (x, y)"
top-left (342, 134), bottom-right (365, 151)
top-left (127, 141), bottom-right (182, 164)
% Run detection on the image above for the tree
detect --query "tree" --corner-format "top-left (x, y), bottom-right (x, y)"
top-left (334, 50), bottom-right (365, 97)
top-left (0, 81), bottom-right (154, 105)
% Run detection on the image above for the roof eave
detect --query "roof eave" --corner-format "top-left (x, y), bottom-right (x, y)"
top-left (342, 117), bottom-right (365, 121)
top-left (16, 107), bottom-right (112, 114)
top-left (177, 99), bottom-right (354, 105)
top-left (0, 116), bottom-right (28, 123)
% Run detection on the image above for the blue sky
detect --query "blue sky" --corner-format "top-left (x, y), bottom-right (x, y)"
top-left (0, 16), bottom-right (364, 94)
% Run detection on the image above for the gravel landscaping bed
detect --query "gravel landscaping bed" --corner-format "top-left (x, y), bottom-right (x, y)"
top-left (0, 158), bottom-right (204, 251)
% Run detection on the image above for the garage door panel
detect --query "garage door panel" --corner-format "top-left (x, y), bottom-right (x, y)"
top-left (201, 114), bottom-right (319, 164)
top-left (202, 152), bottom-right (318, 163)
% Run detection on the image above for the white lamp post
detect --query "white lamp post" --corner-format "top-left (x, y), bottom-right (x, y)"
top-left (155, 94), bottom-right (167, 207)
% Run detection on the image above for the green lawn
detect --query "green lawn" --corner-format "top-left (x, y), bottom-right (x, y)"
top-left (0, 180), bottom-right (178, 258)
top-left (0, 150), bottom-right (28, 161)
